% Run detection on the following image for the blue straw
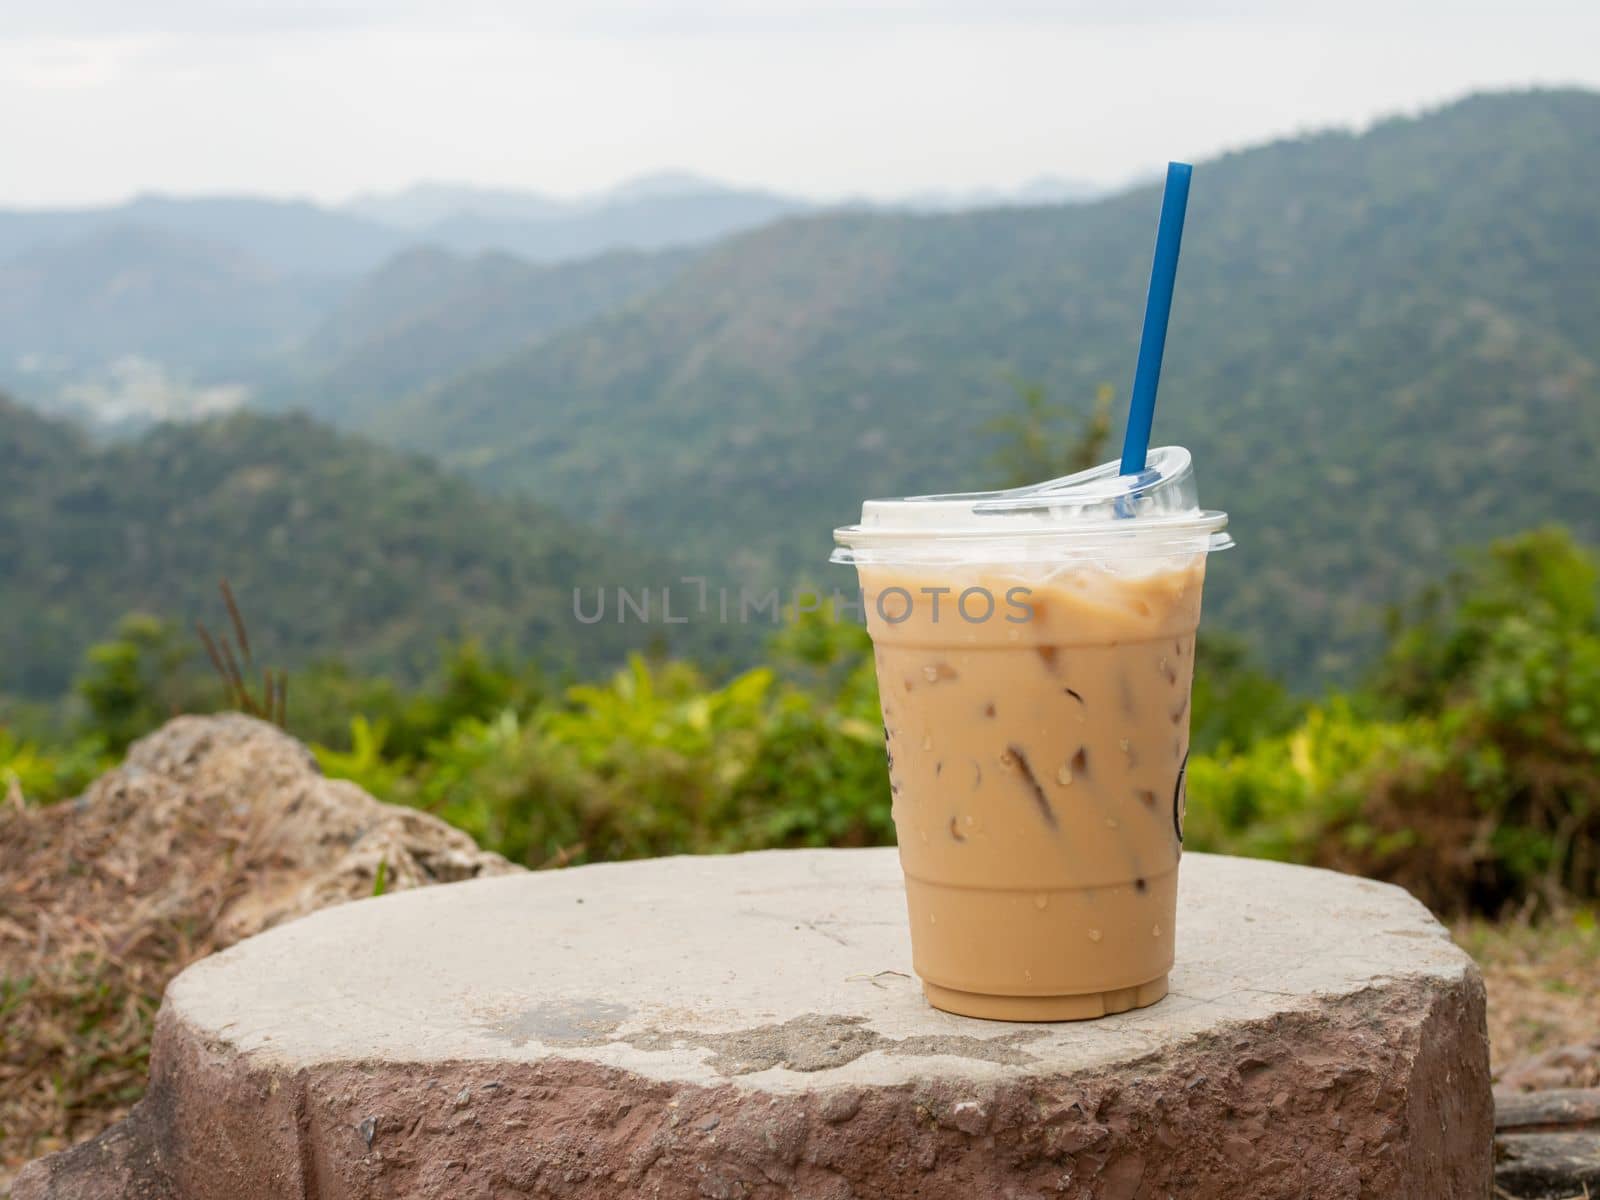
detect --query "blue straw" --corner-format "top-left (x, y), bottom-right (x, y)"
top-left (1119, 161), bottom-right (1193, 477)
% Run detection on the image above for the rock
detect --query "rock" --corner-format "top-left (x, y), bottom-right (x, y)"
top-left (1497, 1087), bottom-right (1600, 1134)
top-left (1498, 1037), bottom-right (1600, 1094)
top-left (1492, 1134), bottom-right (1600, 1199)
top-left (15, 849), bottom-right (1492, 1199)
top-left (1494, 1088), bottom-right (1600, 1199)
top-left (0, 714), bottom-right (518, 1188)
top-left (22, 713), bottom-right (516, 942)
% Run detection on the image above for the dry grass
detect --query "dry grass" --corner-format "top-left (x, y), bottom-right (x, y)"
top-left (0, 779), bottom-right (255, 1189)
top-left (1, 713), bottom-right (515, 1195)
top-left (1452, 905), bottom-right (1600, 1080)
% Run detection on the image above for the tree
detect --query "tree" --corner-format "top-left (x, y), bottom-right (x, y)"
top-left (983, 379), bottom-right (1115, 488)
top-left (1377, 526), bottom-right (1600, 713)
top-left (74, 615), bottom-right (204, 752)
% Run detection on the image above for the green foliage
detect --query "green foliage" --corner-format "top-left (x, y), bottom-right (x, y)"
top-left (296, 528), bottom-right (1597, 914)
top-left (74, 614), bottom-right (201, 753)
top-left (375, 90), bottom-right (1600, 689)
top-left (286, 245), bottom-right (693, 427)
top-left (1190, 528), bottom-right (1600, 913)
top-left (291, 642), bottom-right (547, 757)
top-left (1185, 702), bottom-right (1448, 864)
top-left (14, 94), bottom-right (1600, 704)
top-left (312, 715), bottom-right (409, 800)
top-left (0, 726), bottom-right (106, 806)
top-left (982, 379), bottom-right (1115, 489)
top-left (1189, 632), bottom-right (1305, 754)
top-left (1379, 526), bottom-right (1599, 713)
top-left (14, 515), bottom-right (1600, 917)
top-left (0, 399), bottom-right (734, 699)
top-left (313, 623), bottom-right (893, 868)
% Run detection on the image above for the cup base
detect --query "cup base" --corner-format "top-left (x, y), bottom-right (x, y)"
top-left (921, 974), bottom-right (1168, 1022)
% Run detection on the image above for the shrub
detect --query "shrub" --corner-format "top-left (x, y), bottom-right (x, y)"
top-left (1192, 529), bottom-right (1600, 913)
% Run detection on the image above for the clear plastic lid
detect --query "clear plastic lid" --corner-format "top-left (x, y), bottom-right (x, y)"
top-left (831, 446), bottom-right (1232, 565)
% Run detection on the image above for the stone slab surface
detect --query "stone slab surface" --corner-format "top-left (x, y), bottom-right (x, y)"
top-left (1494, 1088), bottom-right (1600, 1198)
top-left (17, 848), bottom-right (1492, 1199)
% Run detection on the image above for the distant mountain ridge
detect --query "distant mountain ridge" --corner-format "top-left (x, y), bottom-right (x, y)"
top-left (0, 194), bottom-right (406, 276)
top-left (278, 244), bottom-right (694, 426)
top-left (366, 88), bottom-right (1600, 684)
top-left (0, 172), bottom-right (1112, 278)
top-left (7, 90), bottom-right (1597, 691)
top-left (0, 176), bottom-right (798, 301)
top-left (343, 171), bottom-right (759, 227)
top-left (0, 225), bottom-right (334, 366)
top-left (0, 172), bottom-right (1110, 425)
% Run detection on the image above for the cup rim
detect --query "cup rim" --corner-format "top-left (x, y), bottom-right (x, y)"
top-left (831, 510), bottom-right (1232, 565)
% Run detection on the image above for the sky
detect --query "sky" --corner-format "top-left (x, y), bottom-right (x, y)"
top-left (2, 1), bottom-right (1598, 208)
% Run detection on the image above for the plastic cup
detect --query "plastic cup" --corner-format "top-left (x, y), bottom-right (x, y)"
top-left (832, 447), bottom-right (1231, 1020)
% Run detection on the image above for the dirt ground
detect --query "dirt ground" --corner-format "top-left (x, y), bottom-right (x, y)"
top-left (1453, 909), bottom-right (1600, 1087)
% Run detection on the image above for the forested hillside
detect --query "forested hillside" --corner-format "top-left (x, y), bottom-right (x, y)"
top-left (0, 227), bottom-right (335, 370)
top-left (383, 89), bottom-right (1600, 682)
top-left (0, 397), bottom-right (718, 698)
top-left (279, 245), bottom-right (693, 425)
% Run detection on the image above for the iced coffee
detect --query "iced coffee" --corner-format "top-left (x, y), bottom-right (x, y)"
top-left (833, 447), bottom-right (1229, 1020)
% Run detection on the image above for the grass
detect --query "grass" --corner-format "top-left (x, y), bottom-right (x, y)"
top-left (0, 771), bottom-right (254, 1189)
top-left (1452, 906), bottom-right (1600, 1080)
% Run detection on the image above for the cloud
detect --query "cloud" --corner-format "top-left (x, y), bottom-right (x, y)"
top-left (0, 2), bottom-right (1596, 207)
top-left (10, 0), bottom-right (1564, 39)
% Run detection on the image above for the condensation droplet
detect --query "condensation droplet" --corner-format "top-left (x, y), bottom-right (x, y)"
top-left (1023, 968), bottom-right (1033, 981)
top-left (1006, 627), bottom-right (1021, 641)
top-left (922, 736), bottom-right (933, 751)
top-left (1056, 764), bottom-right (1073, 786)
top-left (1087, 929), bottom-right (1103, 943)
top-left (1152, 924), bottom-right (1162, 938)
top-left (1033, 893), bottom-right (1049, 910)
top-left (922, 666), bottom-right (938, 681)
top-left (1105, 816), bottom-right (1119, 829)
top-left (929, 914), bottom-right (937, 924)
top-left (1119, 738), bottom-right (1131, 753)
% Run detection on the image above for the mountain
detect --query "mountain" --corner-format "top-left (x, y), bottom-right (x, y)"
top-left (604, 171), bottom-right (734, 200)
top-left (0, 195), bottom-right (407, 276)
top-left (378, 89), bottom-right (1600, 684)
top-left (0, 172), bottom-right (1117, 426)
top-left (0, 177), bottom-right (800, 282)
top-left (0, 225), bottom-right (343, 430)
top-left (0, 229), bottom-right (696, 432)
top-left (0, 397), bottom-right (723, 699)
top-left (0, 179), bottom-right (796, 420)
top-left (281, 245), bottom-right (693, 425)
top-left (346, 172), bottom-right (1117, 260)
top-left (342, 183), bottom-right (570, 230)
top-left (342, 172), bottom-right (741, 229)
top-left (413, 185), bottom-right (805, 262)
top-left (0, 226), bottom-right (334, 371)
